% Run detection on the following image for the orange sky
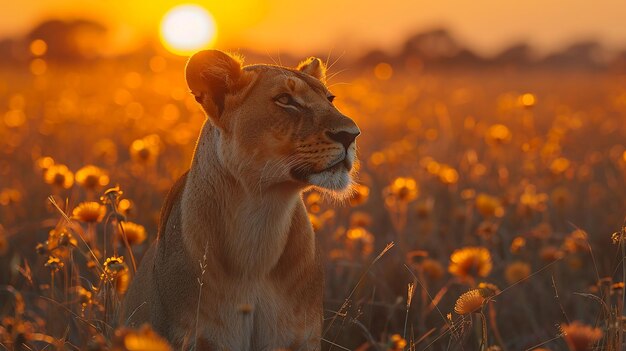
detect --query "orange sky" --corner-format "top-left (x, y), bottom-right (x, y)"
top-left (2, 0), bottom-right (626, 55)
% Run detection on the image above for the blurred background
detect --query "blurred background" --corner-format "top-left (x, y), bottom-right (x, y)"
top-left (2, 0), bottom-right (626, 64)
top-left (2, 1), bottom-right (626, 350)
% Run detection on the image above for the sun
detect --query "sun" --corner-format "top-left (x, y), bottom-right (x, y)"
top-left (160, 4), bottom-right (217, 56)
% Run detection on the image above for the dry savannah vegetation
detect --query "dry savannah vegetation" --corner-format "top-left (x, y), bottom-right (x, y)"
top-left (2, 33), bottom-right (626, 351)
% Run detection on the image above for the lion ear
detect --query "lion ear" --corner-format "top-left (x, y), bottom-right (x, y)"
top-left (185, 50), bottom-right (243, 119)
top-left (297, 57), bottom-right (326, 83)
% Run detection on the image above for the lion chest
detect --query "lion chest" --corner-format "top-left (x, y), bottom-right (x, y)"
top-left (195, 279), bottom-right (313, 350)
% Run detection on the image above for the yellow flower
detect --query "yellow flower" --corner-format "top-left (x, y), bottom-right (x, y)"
top-left (101, 186), bottom-right (124, 205)
top-left (102, 256), bottom-right (128, 280)
top-left (46, 227), bottom-right (78, 258)
top-left (346, 227), bottom-right (369, 240)
top-left (130, 134), bottom-right (161, 164)
top-left (117, 199), bottom-right (134, 216)
top-left (476, 221), bottom-right (498, 239)
top-left (75, 165), bottom-right (109, 190)
top-left (421, 258), bottom-right (444, 281)
top-left (504, 261), bottom-right (531, 284)
top-left (72, 202), bottom-right (106, 223)
top-left (385, 177), bottom-right (419, 203)
top-left (528, 222), bottom-right (553, 240)
top-left (0, 188), bottom-right (22, 206)
top-left (101, 256), bottom-right (130, 295)
top-left (119, 222), bottom-right (147, 245)
top-left (35, 156), bottom-right (55, 172)
top-left (485, 124), bottom-right (512, 146)
top-left (345, 227), bottom-right (374, 258)
top-left (540, 246), bottom-right (564, 262)
top-left (306, 192), bottom-right (322, 213)
top-left (114, 324), bottom-right (172, 351)
top-left (350, 211), bottom-right (372, 228)
top-left (389, 334), bottom-right (407, 350)
top-left (349, 184), bottom-right (370, 206)
top-left (510, 236), bottom-right (526, 254)
top-left (75, 286), bottom-right (93, 307)
top-left (612, 282), bottom-right (624, 294)
top-left (437, 165), bottom-right (459, 185)
top-left (519, 184), bottom-right (548, 212)
top-left (44, 164), bottom-right (74, 189)
top-left (561, 321), bottom-right (603, 351)
top-left (549, 157), bottom-right (570, 175)
top-left (308, 213), bottom-right (322, 232)
top-left (449, 247), bottom-right (493, 280)
top-left (45, 256), bottom-right (64, 272)
top-left (563, 229), bottom-right (589, 253)
top-left (454, 289), bottom-right (485, 314)
top-left (475, 193), bottom-right (504, 218)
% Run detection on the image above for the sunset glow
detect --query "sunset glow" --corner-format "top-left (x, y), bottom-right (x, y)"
top-left (159, 4), bottom-right (216, 56)
top-left (3, 0), bottom-right (626, 349)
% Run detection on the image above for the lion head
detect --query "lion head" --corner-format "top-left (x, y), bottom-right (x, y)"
top-left (185, 50), bottom-right (360, 194)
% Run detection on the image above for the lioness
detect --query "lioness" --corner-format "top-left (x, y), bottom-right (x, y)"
top-left (122, 50), bottom-right (360, 350)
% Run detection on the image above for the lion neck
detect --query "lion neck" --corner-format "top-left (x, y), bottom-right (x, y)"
top-left (181, 122), bottom-right (302, 277)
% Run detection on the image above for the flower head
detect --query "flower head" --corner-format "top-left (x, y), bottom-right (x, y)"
top-left (103, 256), bottom-right (128, 280)
top-left (437, 165), bottom-right (459, 185)
top-left (385, 177), bottom-right (419, 203)
top-left (306, 192), bottom-right (322, 213)
top-left (75, 286), bottom-right (93, 308)
top-left (475, 193), bottom-right (504, 218)
top-left (75, 165), bottom-right (109, 190)
top-left (73, 202), bottom-right (106, 223)
top-left (505, 261), bottom-right (531, 284)
top-left (454, 289), bottom-right (486, 314)
top-left (485, 124), bottom-right (512, 146)
top-left (349, 184), bottom-right (370, 206)
top-left (119, 221), bottom-right (147, 245)
top-left (550, 157), bottom-right (571, 175)
top-left (510, 236), bottom-right (526, 254)
top-left (563, 229), bottom-right (589, 253)
top-left (45, 256), bottom-right (64, 272)
top-left (130, 134), bottom-right (161, 164)
top-left (114, 324), bottom-right (172, 351)
top-left (388, 334), bottom-right (407, 351)
top-left (349, 211), bottom-right (372, 228)
top-left (561, 321), bottom-right (603, 351)
top-left (422, 258), bottom-right (445, 281)
top-left (102, 256), bottom-right (130, 294)
top-left (44, 164), bottom-right (74, 189)
top-left (519, 184), bottom-right (548, 213)
top-left (449, 247), bottom-right (492, 281)
top-left (345, 227), bottom-right (374, 258)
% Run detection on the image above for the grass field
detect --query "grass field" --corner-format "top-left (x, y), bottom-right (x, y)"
top-left (1, 52), bottom-right (626, 350)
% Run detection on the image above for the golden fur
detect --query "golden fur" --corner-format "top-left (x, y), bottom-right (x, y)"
top-left (122, 50), bottom-right (360, 350)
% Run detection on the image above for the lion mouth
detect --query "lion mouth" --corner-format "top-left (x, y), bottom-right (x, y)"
top-left (290, 157), bottom-right (352, 182)
top-left (323, 158), bottom-right (352, 173)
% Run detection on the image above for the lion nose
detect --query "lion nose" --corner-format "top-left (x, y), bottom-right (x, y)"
top-left (326, 130), bottom-right (360, 150)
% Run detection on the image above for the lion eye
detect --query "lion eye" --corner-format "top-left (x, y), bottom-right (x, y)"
top-left (274, 93), bottom-right (298, 107)
top-left (327, 95), bottom-right (336, 103)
